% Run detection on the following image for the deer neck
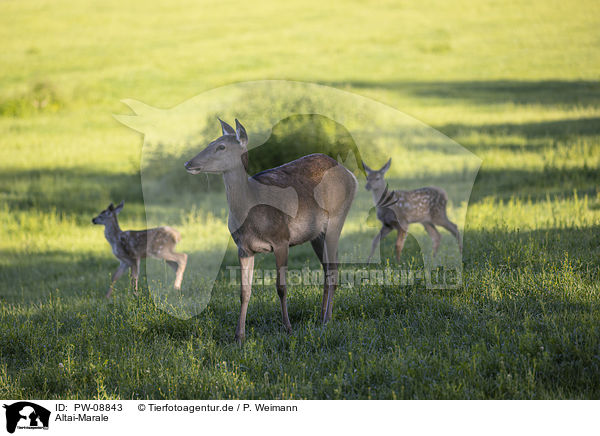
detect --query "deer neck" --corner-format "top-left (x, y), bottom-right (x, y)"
top-left (222, 163), bottom-right (256, 231)
top-left (371, 184), bottom-right (387, 206)
top-left (103, 216), bottom-right (122, 245)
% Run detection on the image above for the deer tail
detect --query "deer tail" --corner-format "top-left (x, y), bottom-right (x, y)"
top-left (433, 187), bottom-right (449, 208)
top-left (440, 187), bottom-right (449, 203)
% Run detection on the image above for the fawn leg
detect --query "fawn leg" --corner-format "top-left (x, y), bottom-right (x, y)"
top-left (235, 254), bottom-right (254, 344)
top-left (367, 225), bottom-right (393, 263)
top-left (175, 253), bottom-right (187, 290)
top-left (422, 222), bottom-right (441, 257)
top-left (394, 226), bottom-right (408, 263)
top-left (436, 218), bottom-right (462, 254)
top-left (130, 258), bottom-right (140, 295)
top-left (274, 244), bottom-right (292, 334)
top-left (164, 252), bottom-right (187, 290)
top-left (107, 262), bottom-right (129, 299)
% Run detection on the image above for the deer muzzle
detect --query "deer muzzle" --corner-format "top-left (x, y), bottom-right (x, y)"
top-left (184, 160), bottom-right (203, 174)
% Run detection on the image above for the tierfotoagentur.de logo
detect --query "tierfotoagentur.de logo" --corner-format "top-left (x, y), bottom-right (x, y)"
top-left (2, 402), bottom-right (50, 434)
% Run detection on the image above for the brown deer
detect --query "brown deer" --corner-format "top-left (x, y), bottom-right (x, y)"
top-left (363, 158), bottom-right (462, 262)
top-left (185, 119), bottom-right (357, 343)
top-left (92, 201), bottom-right (187, 298)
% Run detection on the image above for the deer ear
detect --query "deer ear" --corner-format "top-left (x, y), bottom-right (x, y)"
top-left (362, 161), bottom-right (374, 174)
top-left (380, 158), bottom-right (392, 174)
top-left (218, 118), bottom-right (235, 136)
top-left (114, 201), bottom-right (124, 214)
top-left (235, 119), bottom-right (248, 147)
top-left (108, 203), bottom-right (114, 211)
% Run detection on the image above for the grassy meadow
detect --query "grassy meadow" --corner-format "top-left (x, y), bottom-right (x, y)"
top-left (1, 0), bottom-right (599, 399)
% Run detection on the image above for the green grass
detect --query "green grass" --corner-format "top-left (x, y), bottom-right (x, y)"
top-left (1, 0), bottom-right (600, 399)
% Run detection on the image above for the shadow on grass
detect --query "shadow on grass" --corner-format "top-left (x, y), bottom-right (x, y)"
top-left (0, 249), bottom-right (118, 301)
top-left (470, 166), bottom-right (600, 204)
top-left (326, 79), bottom-right (600, 108)
top-left (438, 116), bottom-right (600, 145)
top-left (0, 167), bottom-right (144, 217)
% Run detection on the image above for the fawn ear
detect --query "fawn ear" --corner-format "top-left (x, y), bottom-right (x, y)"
top-left (235, 119), bottom-right (248, 148)
top-left (380, 158), bottom-right (392, 174)
top-left (218, 118), bottom-right (236, 136)
top-left (108, 203), bottom-right (115, 211)
top-left (114, 201), bottom-right (124, 214)
top-left (362, 161), bottom-right (374, 174)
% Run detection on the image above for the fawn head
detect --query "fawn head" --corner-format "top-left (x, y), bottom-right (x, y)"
top-left (185, 119), bottom-right (248, 174)
top-left (92, 201), bottom-right (124, 225)
top-left (363, 158), bottom-right (391, 192)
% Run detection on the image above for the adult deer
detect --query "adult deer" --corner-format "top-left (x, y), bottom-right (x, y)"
top-left (92, 201), bottom-right (188, 298)
top-left (364, 158), bottom-right (462, 262)
top-left (185, 119), bottom-right (357, 343)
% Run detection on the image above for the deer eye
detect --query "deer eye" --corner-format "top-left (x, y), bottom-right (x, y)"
top-left (217, 144), bottom-right (226, 151)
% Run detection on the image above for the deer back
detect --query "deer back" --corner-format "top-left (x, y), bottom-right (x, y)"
top-left (235, 153), bottom-right (356, 251)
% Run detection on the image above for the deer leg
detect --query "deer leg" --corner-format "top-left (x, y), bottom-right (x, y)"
top-left (310, 235), bottom-right (330, 323)
top-left (106, 262), bottom-right (129, 299)
top-left (436, 217), bottom-right (462, 254)
top-left (164, 251), bottom-right (187, 290)
top-left (130, 258), bottom-right (140, 295)
top-left (235, 254), bottom-right (254, 344)
top-left (422, 222), bottom-right (441, 257)
top-left (323, 224), bottom-right (344, 323)
top-left (394, 226), bottom-right (408, 263)
top-left (367, 225), bottom-right (393, 263)
top-left (174, 253), bottom-right (187, 290)
top-left (321, 267), bottom-right (332, 323)
top-left (274, 244), bottom-right (292, 334)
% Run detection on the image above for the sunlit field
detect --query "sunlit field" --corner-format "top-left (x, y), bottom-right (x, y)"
top-left (1, 0), bottom-right (599, 399)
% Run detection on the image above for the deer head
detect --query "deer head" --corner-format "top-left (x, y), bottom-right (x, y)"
top-left (363, 158), bottom-right (391, 192)
top-left (184, 119), bottom-right (248, 174)
top-left (92, 201), bottom-right (124, 225)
